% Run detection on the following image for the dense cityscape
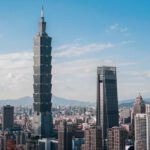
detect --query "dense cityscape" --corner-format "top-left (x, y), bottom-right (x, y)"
top-left (0, 3), bottom-right (149, 150)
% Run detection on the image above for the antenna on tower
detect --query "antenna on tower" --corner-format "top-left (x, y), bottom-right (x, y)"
top-left (41, 6), bottom-right (44, 18)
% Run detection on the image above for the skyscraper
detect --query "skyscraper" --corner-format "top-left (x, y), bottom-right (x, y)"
top-left (132, 94), bottom-right (145, 116)
top-left (2, 105), bottom-right (14, 131)
top-left (134, 113), bottom-right (150, 150)
top-left (147, 113), bottom-right (150, 150)
top-left (32, 8), bottom-right (53, 138)
top-left (96, 66), bottom-right (119, 149)
top-left (134, 114), bottom-right (147, 150)
top-left (131, 94), bottom-right (145, 137)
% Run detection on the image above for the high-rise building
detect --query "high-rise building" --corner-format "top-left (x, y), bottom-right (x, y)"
top-left (132, 94), bottom-right (145, 116)
top-left (134, 113), bottom-right (150, 150)
top-left (96, 66), bottom-right (119, 149)
top-left (83, 127), bottom-right (102, 150)
top-left (32, 8), bottom-right (53, 138)
top-left (131, 94), bottom-right (145, 137)
top-left (108, 126), bottom-right (127, 150)
top-left (146, 104), bottom-right (150, 113)
top-left (2, 105), bottom-right (14, 131)
top-left (58, 121), bottom-right (73, 150)
top-left (147, 113), bottom-right (150, 150)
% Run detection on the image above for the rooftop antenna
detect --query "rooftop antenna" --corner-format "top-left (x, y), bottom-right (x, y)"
top-left (41, 6), bottom-right (44, 18)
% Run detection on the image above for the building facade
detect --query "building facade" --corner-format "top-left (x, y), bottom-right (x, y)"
top-left (108, 127), bottom-right (127, 150)
top-left (58, 121), bottom-right (73, 150)
top-left (131, 94), bottom-right (145, 137)
top-left (96, 66), bottom-right (119, 149)
top-left (134, 113), bottom-right (150, 150)
top-left (2, 105), bottom-right (14, 131)
top-left (83, 127), bottom-right (102, 150)
top-left (147, 113), bottom-right (150, 150)
top-left (132, 94), bottom-right (145, 117)
top-left (32, 9), bottom-right (53, 138)
top-left (146, 104), bottom-right (150, 113)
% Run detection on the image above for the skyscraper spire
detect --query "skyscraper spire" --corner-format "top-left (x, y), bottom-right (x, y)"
top-left (41, 6), bottom-right (44, 18)
top-left (39, 6), bottom-right (46, 35)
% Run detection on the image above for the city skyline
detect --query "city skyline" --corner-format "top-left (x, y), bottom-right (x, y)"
top-left (0, 1), bottom-right (150, 101)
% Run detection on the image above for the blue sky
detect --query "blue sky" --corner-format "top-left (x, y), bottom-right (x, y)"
top-left (0, 0), bottom-right (150, 101)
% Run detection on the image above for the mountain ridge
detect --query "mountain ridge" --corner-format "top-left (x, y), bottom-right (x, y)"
top-left (0, 96), bottom-right (91, 106)
top-left (0, 96), bottom-right (150, 107)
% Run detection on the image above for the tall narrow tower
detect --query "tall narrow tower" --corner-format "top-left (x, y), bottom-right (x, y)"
top-left (96, 66), bottom-right (119, 149)
top-left (32, 8), bottom-right (53, 138)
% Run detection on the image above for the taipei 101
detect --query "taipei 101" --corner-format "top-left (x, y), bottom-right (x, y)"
top-left (0, 1), bottom-right (150, 150)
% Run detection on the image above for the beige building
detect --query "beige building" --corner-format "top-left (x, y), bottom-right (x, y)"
top-left (82, 127), bottom-right (102, 150)
top-left (108, 126), bottom-right (127, 150)
top-left (58, 121), bottom-right (73, 150)
top-left (134, 113), bottom-right (150, 150)
top-left (146, 104), bottom-right (150, 113)
top-left (131, 94), bottom-right (145, 137)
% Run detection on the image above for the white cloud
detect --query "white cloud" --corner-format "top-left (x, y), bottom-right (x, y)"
top-left (0, 52), bottom-right (33, 99)
top-left (0, 42), bottom-right (149, 102)
top-left (52, 58), bottom-right (115, 101)
top-left (52, 58), bottom-right (144, 101)
top-left (107, 23), bottom-right (131, 36)
top-left (0, 50), bottom-right (116, 100)
top-left (54, 43), bottom-right (115, 57)
top-left (109, 23), bottom-right (128, 33)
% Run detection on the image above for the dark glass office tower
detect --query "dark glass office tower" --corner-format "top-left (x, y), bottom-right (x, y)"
top-left (2, 105), bottom-right (14, 131)
top-left (32, 9), bottom-right (53, 138)
top-left (96, 66), bottom-right (119, 149)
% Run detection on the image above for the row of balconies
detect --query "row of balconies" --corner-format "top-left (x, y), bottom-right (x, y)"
top-left (33, 66), bottom-right (52, 74)
top-left (34, 56), bottom-right (52, 65)
top-left (33, 83), bottom-right (52, 93)
top-left (34, 74), bottom-right (52, 83)
top-left (33, 102), bottom-right (52, 112)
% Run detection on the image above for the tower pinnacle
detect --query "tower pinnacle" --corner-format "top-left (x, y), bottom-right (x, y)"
top-left (41, 6), bottom-right (44, 18)
top-left (39, 6), bottom-right (46, 35)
